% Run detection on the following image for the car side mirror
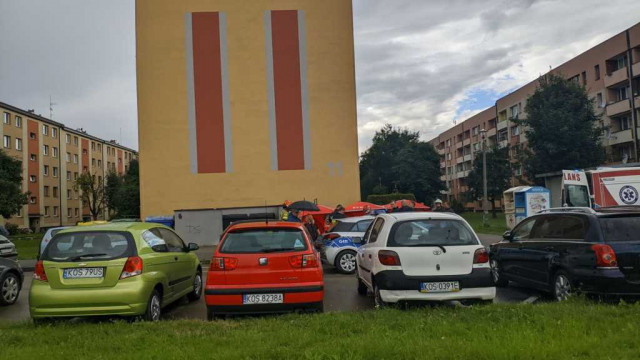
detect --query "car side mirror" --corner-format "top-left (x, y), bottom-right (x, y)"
top-left (502, 231), bottom-right (512, 241)
top-left (187, 243), bottom-right (199, 252)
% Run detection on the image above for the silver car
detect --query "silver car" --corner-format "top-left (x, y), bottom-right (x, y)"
top-left (320, 216), bottom-right (374, 274)
top-left (39, 226), bottom-right (69, 255)
top-left (0, 235), bottom-right (17, 260)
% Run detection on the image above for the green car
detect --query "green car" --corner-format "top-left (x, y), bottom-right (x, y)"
top-left (30, 222), bottom-right (202, 321)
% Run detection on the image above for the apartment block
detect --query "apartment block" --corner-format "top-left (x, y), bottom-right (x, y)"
top-left (1, 101), bottom-right (137, 230)
top-left (430, 22), bottom-right (640, 209)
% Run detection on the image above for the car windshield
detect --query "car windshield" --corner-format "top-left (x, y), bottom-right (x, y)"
top-left (388, 220), bottom-right (477, 247)
top-left (42, 231), bottom-right (134, 262)
top-left (600, 216), bottom-right (640, 242)
top-left (329, 221), bottom-right (355, 232)
top-left (565, 185), bottom-right (590, 207)
top-left (219, 228), bottom-right (308, 254)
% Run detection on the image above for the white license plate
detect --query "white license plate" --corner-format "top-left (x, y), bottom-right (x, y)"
top-left (63, 267), bottom-right (104, 279)
top-left (420, 281), bottom-right (460, 293)
top-left (243, 293), bottom-right (284, 305)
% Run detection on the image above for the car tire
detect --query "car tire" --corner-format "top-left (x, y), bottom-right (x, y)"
top-left (490, 259), bottom-right (508, 287)
top-left (551, 270), bottom-right (572, 302)
top-left (0, 272), bottom-right (20, 306)
top-left (143, 289), bottom-right (162, 321)
top-left (335, 250), bottom-right (357, 274)
top-left (357, 277), bottom-right (368, 296)
top-left (187, 271), bottom-right (203, 302)
top-left (374, 283), bottom-right (387, 309)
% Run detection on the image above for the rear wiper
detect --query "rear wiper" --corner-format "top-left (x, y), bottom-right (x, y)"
top-left (261, 248), bottom-right (297, 253)
top-left (407, 244), bottom-right (447, 253)
top-left (68, 253), bottom-right (108, 261)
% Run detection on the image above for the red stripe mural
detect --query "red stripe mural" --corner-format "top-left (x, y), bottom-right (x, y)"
top-left (27, 120), bottom-right (40, 215)
top-left (271, 10), bottom-right (305, 170)
top-left (192, 12), bottom-right (226, 174)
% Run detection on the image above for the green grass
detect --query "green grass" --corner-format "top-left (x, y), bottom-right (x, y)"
top-left (1, 300), bottom-right (639, 359)
top-left (460, 212), bottom-right (508, 235)
top-left (9, 233), bottom-right (44, 260)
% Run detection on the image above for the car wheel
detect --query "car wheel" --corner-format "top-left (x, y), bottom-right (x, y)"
top-left (187, 271), bottom-right (203, 302)
top-left (0, 272), bottom-right (20, 306)
top-left (374, 283), bottom-right (387, 309)
top-left (490, 259), bottom-right (508, 287)
top-left (551, 271), bottom-right (572, 302)
top-left (357, 277), bottom-right (368, 296)
top-left (336, 250), bottom-right (357, 274)
top-left (143, 290), bottom-right (162, 321)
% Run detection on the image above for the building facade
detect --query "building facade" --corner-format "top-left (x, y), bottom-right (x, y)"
top-left (1, 102), bottom-right (137, 230)
top-left (136, 0), bottom-right (360, 225)
top-left (430, 22), bottom-right (640, 209)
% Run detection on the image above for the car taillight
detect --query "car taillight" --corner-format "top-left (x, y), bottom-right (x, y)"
top-left (289, 254), bottom-right (320, 268)
top-left (211, 257), bottom-right (238, 271)
top-left (120, 256), bottom-right (143, 279)
top-left (591, 244), bottom-right (618, 268)
top-left (473, 248), bottom-right (489, 264)
top-left (34, 260), bottom-right (48, 282)
top-left (378, 250), bottom-right (401, 266)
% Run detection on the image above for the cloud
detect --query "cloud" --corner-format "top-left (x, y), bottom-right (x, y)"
top-left (353, 0), bottom-right (640, 153)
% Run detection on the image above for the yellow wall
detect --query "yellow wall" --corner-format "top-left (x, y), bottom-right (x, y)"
top-left (136, 0), bottom-right (360, 216)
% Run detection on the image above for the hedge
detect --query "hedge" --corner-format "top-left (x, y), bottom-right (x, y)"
top-left (366, 193), bottom-right (416, 205)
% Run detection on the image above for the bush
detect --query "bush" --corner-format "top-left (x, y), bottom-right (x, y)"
top-left (367, 193), bottom-right (416, 205)
top-left (5, 223), bottom-right (20, 236)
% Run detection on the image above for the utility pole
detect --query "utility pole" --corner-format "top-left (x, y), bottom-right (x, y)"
top-left (480, 129), bottom-right (489, 228)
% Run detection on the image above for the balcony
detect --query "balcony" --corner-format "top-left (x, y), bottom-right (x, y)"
top-left (497, 120), bottom-right (508, 130)
top-left (456, 156), bottom-right (464, 164)
top-left (633, 61), bottom-right (640, 80)
top-left (440, 161), bottom-right (446, 169)
top-left (463, 154), bottom-right (472, 162)
top-left (635, 95), bottom-right (640, 109)
top-left (463, 138), bottom-right (471, 146)
top-left (487, 128), bottom-right (497, 137)
top-left (606, 99), bottom-right (631, 117)
top-left (456, 170), bottom-right (470, 179)
top-left (604, 67), bottom-right (628, 88)
top-left (608, 129), bottom-right (633, 146)
top-left (455, 141), bottom-right (463, 149)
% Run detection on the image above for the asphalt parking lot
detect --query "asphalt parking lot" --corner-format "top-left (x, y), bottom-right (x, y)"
top-left (0, 265), bottom-right (546, 323)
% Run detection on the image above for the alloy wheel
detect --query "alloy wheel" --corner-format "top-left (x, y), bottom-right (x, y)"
top-left (1, 275), bottom-right (19, 303)
top-left (340, 253), bottom-right (356, 272)
top-left (150, 295), bottom-right (161, 321)
top-left (554, 274), bottom-right (571, 301)
top-left (193, 273), bottom-right (202, 296)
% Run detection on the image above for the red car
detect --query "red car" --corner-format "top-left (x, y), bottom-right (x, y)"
top-left (205, 221), bottom-right (324, 319)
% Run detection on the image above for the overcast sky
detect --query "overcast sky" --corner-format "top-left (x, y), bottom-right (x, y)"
top-left (1, 1), bottom-right (639, 152)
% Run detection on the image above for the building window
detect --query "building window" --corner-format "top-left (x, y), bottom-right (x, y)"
top-left (73, 154), bottom-right (78, 163)
top-left (74, 136), bottom-right (78, 145)
top-left (617, 86), bottom-right (630, 102)
top-left (75, 208), bottom-right (79, 217)
top-left (615, 56), bottom-right (628, 71)
top-left (97, 144), bottom-right (101, 151)
top-left (514, 166), bottom-right (523, 176)
top-left (44, 165), bottom-right (49, 176)
top-left (44, 206), bottom-right (50, 217)
top-left (92, 158), bottom-right (96, 167)
top-left (511, 126), bottom-right (520, 136)
top-left (3, 135), bottom-right (10, 148)
top-left (67, 190), bottom-right (71, 200)
top-left (29, 175), bottom-right (36, 183)
top-left (53, 187), bottom-right (58, 198)
top-left (67, 208), bottom-right (72, 218)
top-left (97, 159), bottom-right (102, 167)
top-left (91, 142), bottom-right (95, 150)
top-left (53, 147), bottom-right (58, 158)
top-left (98, 176), bottom-right (102, 183)
top-left (53, 206), bottom-right (58, 217)
top-left (30, 132), bottom-right (36, 140)
top-left (596, 93), bottom-right (604, 108)
top-left (445, 153), bottom-right (452, 161)
top-left (619, 115), bottom-right (632, 131)
top-left (15, 138), bottom-right (22, 151)
top-left (510, 104), bottom-right (519, 119)
top-left (67, 171), bottom-right (71, 180)
top-left (568, 75), bottom-right (580, 85)
top-left (53, 167), bottom-right (58, 178)
top-left (82, 149), bottom-right (87, 156)
top-left (15, 116), bottom-right (21, 128)
top-left (66, 152), bottom-right (70, 162)
top-left (581, 71), bottom-right (587, 86)
top-left (66, 134), bottom-right (71, 144)
top-left (30, 154), bottom-right (37, 161)
top-left (52, 128), bottom-right (57, 138)
top-left (2, 112), bottom-right (9, 124)
top-left (74, 172), bottom-right (78, 180)
top-left (30, 197), bottom-right (37, 204)
top-left (44, 186), bottom-right (50, 197)
top-left (595, 64), bottom-right (600, 80)
top-left (43, 145), bottom-right (49, 156)
top-left (42, 125), bottom-right (48, 135)
top-left (83, 166), bottom-right (88, 173)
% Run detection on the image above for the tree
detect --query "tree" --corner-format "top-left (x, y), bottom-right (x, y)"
top-left (74, 171), bottom-right (105, 221)
top-left (0, 150), bottom-right (29, 218)
top-left (516, 73), bottom-right (605, 179)
top-left (467, 145), bottom-right (512, 218)
top-left (105, 160), bottom-right (140, 219)
top-left (360, 125), bottom-right (445, 203)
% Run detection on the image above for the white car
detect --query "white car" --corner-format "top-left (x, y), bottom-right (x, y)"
top-left (320, 216), bottom-right (374, 274)
top-left (356, 212), bottom-right (495, 306)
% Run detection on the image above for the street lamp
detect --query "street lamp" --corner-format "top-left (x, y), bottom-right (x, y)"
top-left (480, 129), bottom-right (489, 228)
